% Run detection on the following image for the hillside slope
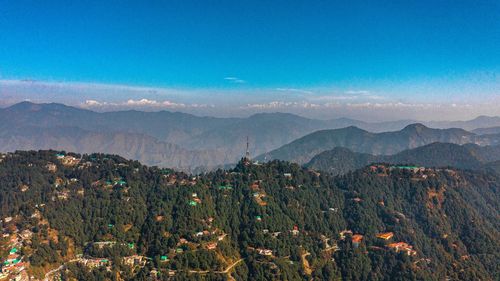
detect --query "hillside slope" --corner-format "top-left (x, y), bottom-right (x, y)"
top-left (0, 151), bottom-right (498, 280)
top-left (259, 124), bottom-right (500, 164)
top-left (3, 102), bottom-right (500, 171)
top-left (306, 143), bottom-right (500, 175)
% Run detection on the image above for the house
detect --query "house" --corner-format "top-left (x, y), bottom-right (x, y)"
top-left (387, 242), bottom-right (416, 256)
top-left (218, 185), bottom-right (233, 190)
top-left (376, 232), bottom-right (394, 240)
top-left (283, 173), bottom-right (292, 178)
top-left (351, 234), bottom-right (364, 247)
top-left (61, 155), bottom-right (80, 166)
top-left (46, 163), bottom-right (57, 172)
top-left (339, 230), bottom-right (353, 240)
top-left (271, 232), bottom-right (281, 238)
top-left (291, 225), bottom-right (299, 236)
top-left (56, 190), bottom-right (69, 200)
top-left (257, 248), bottom-right (273, 256)
top-left (205, 242), bottom-right (217, 250)
top-left (123, 255), bottom-right (146, 267)
top-left (54, 177), bottom-right (65, 188)
top-left (19, 230), bottom-right (33, 240)
top-left (391, 166), bottom-right (425, 173)
top-left (19, 185), bottom-right (29, 192)
top-left (6, 253), bottom-right (20, 264)
top-left (115, 180), bottom-right (127, 186)
top-left (81, 258), bottom-right (110, 268)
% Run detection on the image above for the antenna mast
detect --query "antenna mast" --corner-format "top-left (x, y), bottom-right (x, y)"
top-left (245, 136), bottom-right (250, 159)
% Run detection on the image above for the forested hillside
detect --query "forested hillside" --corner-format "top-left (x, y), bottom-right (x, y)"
top-left (0, 151), bottom-right (498, 280)
top-left (306, 143), bottom-right (500, 175)
top-left (259, 124), bottom-right (500, 165)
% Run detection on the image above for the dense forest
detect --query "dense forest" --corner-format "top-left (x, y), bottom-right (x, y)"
top-left (305, 143), bottom-right (500, 175)
top-left (0, 150), bottom-right (498, 280)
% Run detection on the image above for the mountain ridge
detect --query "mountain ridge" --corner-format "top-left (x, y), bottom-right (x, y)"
top-left (3, 102), bottom-right (500, 170)
top-left (305, 142), bottom-right (500, 175)
top-left (258, 124), bottom-right (499, 164)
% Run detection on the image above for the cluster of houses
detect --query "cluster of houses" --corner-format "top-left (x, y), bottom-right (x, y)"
top-left (188, 193), bottom-right (202, 206)
top-left (55, 154), bottom-right (80, 166)
top-left (164, 174), bottom-right (198, 187)
top-left (1, 217), bottom-right (33, 281)
top-left (78, 258), bottom-right (110, 269)
top-left (369, 164), bottom-right (437, 181)
top-left (386, 242), bottom-right (417, 256)
top-left (122, 255), bottom-right (147, 268)
top-left (337, 230), bottom-right (416, 256)
top-left (257, 248), bottom-right (273, 256)
top-left (249, 180), bottom-right (269, 207)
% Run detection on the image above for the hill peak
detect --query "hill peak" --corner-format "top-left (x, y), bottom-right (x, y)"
top-left (6, 101), bottom-right (89, 113)
top-left (402, 123), bottom-right (429, 132)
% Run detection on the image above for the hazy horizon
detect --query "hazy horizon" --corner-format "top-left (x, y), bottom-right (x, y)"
top-left (2, 98), bottom-right (500, 124)
top-left (1, 1), bottom-right (499, 121)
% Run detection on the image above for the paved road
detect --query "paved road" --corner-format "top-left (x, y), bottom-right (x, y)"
top-left (43, 258), bottom-right (79, 281)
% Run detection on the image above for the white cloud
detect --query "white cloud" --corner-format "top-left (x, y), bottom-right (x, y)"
top-left (308, 91), bottom-right (386, 102)
top-left (124, 99), bottom-right (186, 108)
top-left (1, 78), bottom-right (498, 121)
top-left (224, 77), bottom-right (246, 83)
top-left (345, 90), bottom-right (370, 95)
top-left (242, 101), bottom-right (320, 109)
top-left (84, 100), bottom-right (105, 106)
top-left (275, 88), bottom-right (314, 95)
top-left (82, 99), bottom-right (189, 109)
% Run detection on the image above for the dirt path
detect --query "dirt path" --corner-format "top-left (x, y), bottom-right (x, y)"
top-left (301, 252), bottom-right (312, 275)
top-left (216, 258), bottom-right (244, 273)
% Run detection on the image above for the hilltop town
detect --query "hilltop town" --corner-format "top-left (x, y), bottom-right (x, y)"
top-left (0, 151), bottom-right (498, 280)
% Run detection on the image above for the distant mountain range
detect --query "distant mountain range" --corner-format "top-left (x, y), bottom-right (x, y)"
top-left (2, 101), bottom-right (500, 170)
top-left (305, 143), bottom-right (500, 175)
top-left (472, 126), bottom-right (500, 135)
top-left (258, 124), bottom-right (500, 164)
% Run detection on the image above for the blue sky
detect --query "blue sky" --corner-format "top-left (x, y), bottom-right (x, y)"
top-left (0, 1), bottom-right (499, 120)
